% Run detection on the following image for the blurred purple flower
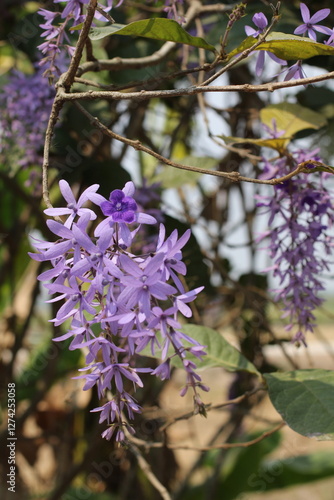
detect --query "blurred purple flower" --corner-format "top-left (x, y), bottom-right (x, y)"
top-left (257, 145), bottom-right (334, 345)
top-left (0, 68), bottom-right (56, 173)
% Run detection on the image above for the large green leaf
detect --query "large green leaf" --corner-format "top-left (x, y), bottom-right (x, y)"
top-left (264, 369), bottom-right (334, 441)
top-left (260, 102), bottom-right (326, 145)
top-left (174, 324), bottom-right (260, 376)
top-left (153, 156), bottom-right (217, 188)
top-left (218, 135), bottom-right (288, 153)
top-left (89, 19), bottom-right (216, 52)
top-left (227, 32), bottom-right (334, 61)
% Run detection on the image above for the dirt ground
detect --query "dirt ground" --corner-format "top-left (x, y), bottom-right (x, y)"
top-left (159, 323), bottom-right (334, 500)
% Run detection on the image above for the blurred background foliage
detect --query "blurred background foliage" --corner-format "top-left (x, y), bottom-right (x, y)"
top-left (1, 1), bottom-right (334, 499)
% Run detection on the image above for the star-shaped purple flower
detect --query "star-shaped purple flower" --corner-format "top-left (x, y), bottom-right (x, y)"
top-left (294, 3), bottom-right (332, 41)
top-left (244, 12), bottom-right (287, 76)
top-left (100, 189), bottom-right (138, 223)
top-left (44, 179), bottom-right (99, 228)
top-left (245, 12), bottom-right (268, 37)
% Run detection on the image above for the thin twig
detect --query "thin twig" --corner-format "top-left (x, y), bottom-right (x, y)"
top-left (60, 0), bottom-right (98, 91)
top-left (200, 4), bottom-right (280, 86)
top-left (73, 102), bottom-right (325, 186)
top-left (160, 386), bottom-right (266, 431)
top-left (126, 441), bottom-right (172, 500)
top-left (130, 422), bottom-right (285, 451)
top-left (42, 96), bottom-right (65, 210)
top-left (42, 0), bottom-right (97, 209)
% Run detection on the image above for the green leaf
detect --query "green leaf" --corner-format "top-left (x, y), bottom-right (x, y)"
top-left (174, 324), bottom-right (261, 376)
top-left (260, 102), bottom-right (326, 145)
top-left (218, 135), bottom-right (288, 153)
top-left (89, 19), bottom-right (216, 52)
top-left (227, 32), bottom-right (334, 61)
top-left (183, 430), bottom-right (281, 500)
top-left (153, 156), bottom-right (217, 188)
top-left (264, 369), bottom-right (334, 441)
top-left (217, 430), bottom-right (282, 500)
top-left (256, 450), bottom-right (334, 491)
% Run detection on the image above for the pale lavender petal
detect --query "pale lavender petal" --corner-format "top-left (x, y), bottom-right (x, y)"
top-left (44, 207), bottom-right (72, 216)
top-left (294, 25), bottom-right (307, 35)
top-left (77, 184), bottom-right (99, 207)
top-left (136, 213), bottom-right (157, 224)
top-left (300, 3), bottom-right (310, 23)
top-left (256, 50), bottom-right (265, 76)
top-left (122, 181), bottom-right (135, 197)
top-left (309, 8), bottom-right (330, 24)
top-left (245, 25), bottom-right (257, 36)
top-left (59, 179), bottom-right (76, 205)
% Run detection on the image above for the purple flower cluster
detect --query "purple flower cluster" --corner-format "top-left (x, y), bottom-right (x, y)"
top-left (0, 68), bottom-right (55, 173)
top-left (29, 180), bottom-right (208, 441)
top-left (245, 5), bottom-right (334, 80)
top-left (256, 145), bottom-right (334, 345)
top-left (38, 0), bottom-right (123, 79)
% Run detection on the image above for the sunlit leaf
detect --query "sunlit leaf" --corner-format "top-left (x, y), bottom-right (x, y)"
top-left (218, 135), bottom-right (288, 152)
top-left (260, 102), bottom-right (326, 146)
top-left (89, 19), bottom-right (216, 52)
top-left (153, 156), bottom-right (217, 188)
top-left (227, 32), bottom-right (334, 61)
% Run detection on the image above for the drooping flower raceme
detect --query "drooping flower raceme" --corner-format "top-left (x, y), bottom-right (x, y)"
top-left (256, 142), bottom-right (334, 346)
top-left (30, 180), bottom-right (208, 441)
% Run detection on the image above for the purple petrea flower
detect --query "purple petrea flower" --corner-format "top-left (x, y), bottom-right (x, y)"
top-left (324, 27), bottom-right (334, 45)
top-left (29, 180), bottom-right (207, 441)
top-left (101, 189), bottom-right (138, 222)
top-left (281, 60), bottom-right (307, 82)
top-left (44, 180), bottom-right (99, 227)
top-left (294, 3), bottom-right (332, 41)
top-left (245, 12), bottom-right (268, 37)
top-left (244, 12), bottom-right (286, 76)
top-left (90, 182), bottom-right (157, 246)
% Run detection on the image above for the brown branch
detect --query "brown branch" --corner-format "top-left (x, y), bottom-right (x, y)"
top-left (130, 422), bottom-right (285, 451)
top-left (170, 422), bottom-right (285, 451)
top-left (42, 95), bottom-right (65, 210)
top-left (126, 441), bottom-right (172, 500)
top-left (60, 0), bottom-right (98, 91)
top-left (42, 0), bottom-right (97, 209)
top-left (160, 386), bottom-right (266, 431)
top-left (58, 69), bottom-right (334, 103)
top-left (200, 3), bottom-right (280, 86)
top-left (72, 102), bottom-right (323, 186)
